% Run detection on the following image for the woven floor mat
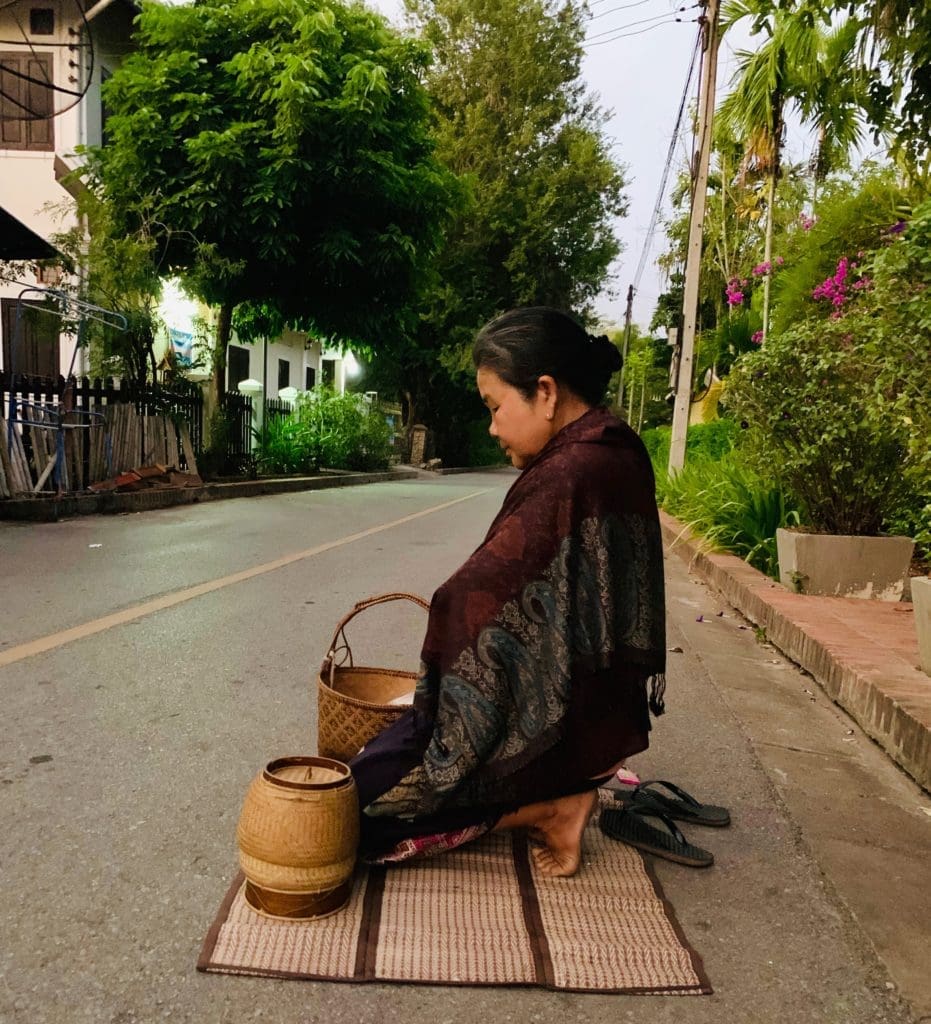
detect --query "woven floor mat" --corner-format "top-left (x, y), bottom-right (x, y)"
top-left (198, 816), bottom-right (710, 994)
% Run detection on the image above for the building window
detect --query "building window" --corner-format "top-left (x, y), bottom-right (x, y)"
top-left (0, 52), bottom-right (54, 151)
top-left (321, 358), bottom-right (336, 388)
top-left (227, 345), bottom-right (250, 390)
top-left (277, 358), bottom-right (290, 390)
top-left (29, 9), bottom-right (54, 34)
top-left (305, 366), bottom-right (316, 391)
top-left (1, 298), bottom-right (60, 378)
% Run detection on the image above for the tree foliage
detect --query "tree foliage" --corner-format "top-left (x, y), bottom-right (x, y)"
top-left (85, 0), bottom-right (460, 401)
top-left (370, 0), bottom-right (627, 459)
top-left (51, 189), bottom-right (165, 387)
top-left (725, 192), bottom-right (931, 539)
top-left (409, 0), bottom-right (626, 336)
top-left (739, 0), bottom-right (931, 181)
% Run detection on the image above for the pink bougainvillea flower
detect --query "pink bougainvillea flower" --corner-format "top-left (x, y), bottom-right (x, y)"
top-left (725, 277), bottom-right (745, 306)
top-left (751, 330), bottom-right (764, 344)
top-left (752, 261), bottom-right (772, 276)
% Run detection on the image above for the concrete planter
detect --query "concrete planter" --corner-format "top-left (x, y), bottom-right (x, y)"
top-left (912, 577), bottom-right (931, 675)
top-left (776, 529), bottom-right (915, 601)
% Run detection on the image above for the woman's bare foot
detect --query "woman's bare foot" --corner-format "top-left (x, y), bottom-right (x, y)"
top-left (495, 790), bottom-right (598, 878)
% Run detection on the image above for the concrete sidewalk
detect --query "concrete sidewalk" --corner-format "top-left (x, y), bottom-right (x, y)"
top-left (660, 511), bottom-right (931, 794)
top-left (0, 467), bottom-right (420, 522)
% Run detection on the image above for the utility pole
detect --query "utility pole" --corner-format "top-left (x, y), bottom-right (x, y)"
top-left (616, 284), bottom-right (634, 414)
top-left (668, 0), bottom-right (720, 475)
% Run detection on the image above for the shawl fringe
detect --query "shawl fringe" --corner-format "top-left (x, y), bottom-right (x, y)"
top-left (648, 672), bottom-right (666, 717)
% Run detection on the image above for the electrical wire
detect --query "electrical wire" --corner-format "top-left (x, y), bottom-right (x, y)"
top-left (629, 27), bottom-right (703, 293)
top-left (584, 15), bottom-right (692, 47)
top-left (588, 0), bottom-right (663, 16)
top-left (586, 6), bottom-right (690, 41)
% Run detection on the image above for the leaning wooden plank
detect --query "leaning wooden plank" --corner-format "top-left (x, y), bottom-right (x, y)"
top-left (143, 414), bottom-right (158, 466)
top-left (30, 408), bottom-right (53, 491)
top-left (179, 422), bottom-right (198, 476)
top-left (27, 413), bottom-right (45, 484)
top-left (88, 413), bottom-right (101, 484)
top-left (165, 417), bottom-right (179, 469)
top-left (115, 404), bottom-right (128, 475)
top-left (63, 415), bottom-right (74, 493)
top-left (13, 420), bottom-right (32, 493)
top-left (9, 420), bottom-right (31, 493)
top-left (72, 416), bottom-right (85, 492)
top-left (0, 418), bottom-right (11, 498)
top-left (133, 408), bottom-right (144, 469)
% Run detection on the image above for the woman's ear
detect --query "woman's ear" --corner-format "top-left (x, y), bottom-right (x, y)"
top-left (536, 375), bottom-right (558, 418)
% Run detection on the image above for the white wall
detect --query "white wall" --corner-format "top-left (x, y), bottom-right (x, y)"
top-left (0, 0), bottom-right (135, 377)
top-left (225, 331), bottom-right (346, 398)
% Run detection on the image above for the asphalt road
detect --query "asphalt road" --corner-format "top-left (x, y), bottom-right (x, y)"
top-left (0, 473), bottom-right (925, 1024)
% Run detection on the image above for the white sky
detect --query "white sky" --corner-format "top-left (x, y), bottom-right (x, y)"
top-left (366, 0), bottom-right (818, 331)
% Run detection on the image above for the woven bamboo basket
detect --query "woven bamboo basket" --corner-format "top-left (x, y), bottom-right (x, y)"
top-left (317, 592), bottom-right (429, 762)
top-left (237, 756), bottom-right (359, 920)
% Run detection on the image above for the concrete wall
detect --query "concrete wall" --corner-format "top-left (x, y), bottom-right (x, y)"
top-left (225, 330), bottom-right (347, 397)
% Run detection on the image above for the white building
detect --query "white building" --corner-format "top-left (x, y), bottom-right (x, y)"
top-left (1, 0), bottom-right (137, 377)
top-left (159, 280), bottom-right (354, 398)
top-left (2, 5), bottom-right (355, 396)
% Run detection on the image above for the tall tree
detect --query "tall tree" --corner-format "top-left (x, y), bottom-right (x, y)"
top-left (408, 0), bottom-right (627, 342)
top-left (378, 0), bottom-right (626, 453)
top-left (84, 0), bottom-right (460, 404)
top-left (751, 0), bottom-right (931, 181)
top-left (718, 0), bottom-right (862, 338)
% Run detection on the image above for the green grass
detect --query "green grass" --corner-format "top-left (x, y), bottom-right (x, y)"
top-left (642, 423), bottom-right (799, 578)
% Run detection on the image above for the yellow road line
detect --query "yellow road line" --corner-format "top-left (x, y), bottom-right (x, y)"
top-left (0, 489), bottom-right (489, 669)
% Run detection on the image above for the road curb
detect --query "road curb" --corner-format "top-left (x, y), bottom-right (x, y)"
top-left (0, 468), bottom-right (420, 522)
top-left (660, 510), bottom-right (931, 793)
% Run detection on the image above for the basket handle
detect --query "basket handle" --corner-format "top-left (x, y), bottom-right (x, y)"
top-left (322, 592), bottom-right (430, 684)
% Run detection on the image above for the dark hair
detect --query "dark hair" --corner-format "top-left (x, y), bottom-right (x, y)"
top-left (472, 306), bottom-right (622, 406)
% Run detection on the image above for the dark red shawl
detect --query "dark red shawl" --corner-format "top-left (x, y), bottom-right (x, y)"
top-left (367, 407), bottom-right (666, 819)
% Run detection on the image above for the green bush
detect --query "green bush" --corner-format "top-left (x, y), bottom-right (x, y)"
top-left (641, 420), bottom-right (738, 489)
top-left (769, 167), bottom-right (911, 336)
top-left (725, 325), bottom-right (910, 536)
top-left (641, 421), bottom-right (797, 577)
top-left (725, 195), bottom-right (931, 538)
top-left (294, 388), bottom-right (394, 472)
top-left (253, 415), bottom-right (322, 475)
top-left (661, 452), bottom-right (800, 578)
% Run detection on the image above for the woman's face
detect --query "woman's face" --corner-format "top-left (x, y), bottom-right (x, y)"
top-left (477, 367), bottom-right (554, 469)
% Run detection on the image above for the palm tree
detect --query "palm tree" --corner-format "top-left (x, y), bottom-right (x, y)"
top-left (717, 1), bottom-right (863, 339)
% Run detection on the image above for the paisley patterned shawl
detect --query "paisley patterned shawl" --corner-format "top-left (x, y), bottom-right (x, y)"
top-left (367, 407), bottom-right (666, 819)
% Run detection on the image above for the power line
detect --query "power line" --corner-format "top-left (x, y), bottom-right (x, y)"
top-left (589, 0), bottom-right (664, 17)
top-left (586, 6), bottom-right (690, 41)
top-left (584, 16), bottom-right (692, 47)
top-left (630, 27), bottom-right (702, 292)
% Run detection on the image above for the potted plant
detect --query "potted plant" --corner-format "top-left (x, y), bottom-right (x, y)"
top-left (724, 232), bottom-right (927, 600)
top-left (913, 578), bottom-right (931, 674)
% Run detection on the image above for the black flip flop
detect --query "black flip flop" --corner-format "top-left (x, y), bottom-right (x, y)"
top-left (600, 805), bottom-right (714, 868)
top-left (614, 779), bottom-right (731, 828)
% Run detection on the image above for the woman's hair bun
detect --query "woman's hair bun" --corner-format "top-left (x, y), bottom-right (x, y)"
top-left (588, 333), bottom-right (623, 375)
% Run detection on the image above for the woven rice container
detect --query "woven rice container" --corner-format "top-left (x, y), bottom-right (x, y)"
top-left (317, 593), bottom-right (427, 762)
top-left (237, 756), bottom-right (359, 919)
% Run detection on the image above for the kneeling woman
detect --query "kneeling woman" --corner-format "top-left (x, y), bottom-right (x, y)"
top-left (350, 307), bottom-right (666, 876)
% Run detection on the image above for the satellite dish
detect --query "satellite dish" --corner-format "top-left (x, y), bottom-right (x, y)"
top-left (0, 0), bottom-right (95, 122)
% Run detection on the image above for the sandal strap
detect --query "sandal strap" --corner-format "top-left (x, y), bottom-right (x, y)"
top-left (624, 804), bottom-right (688, 847)
top-left (634, 779), bottom-right (702, 810)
